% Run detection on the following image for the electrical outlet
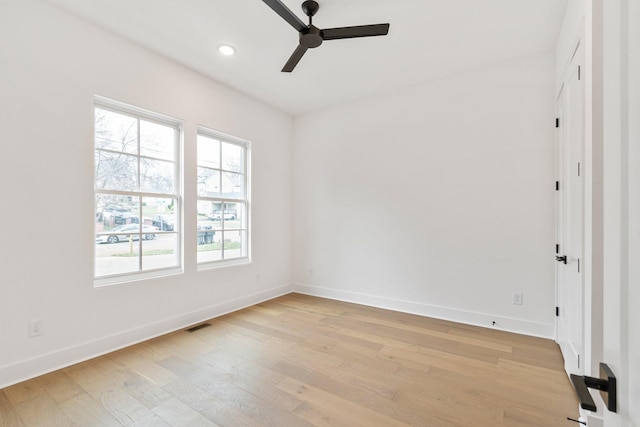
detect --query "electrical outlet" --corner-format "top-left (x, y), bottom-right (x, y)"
top-left (512, 293), bottom-right (524, 305)
top-left (256, 274), bottom-right (261, 283)
top-left (29, 319), bottom-right (43, 337)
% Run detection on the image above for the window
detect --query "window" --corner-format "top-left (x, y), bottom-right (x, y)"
top-left (94, 98), bottom-right (181, 282)
top-left (196, 129), bottom-right (249, 265)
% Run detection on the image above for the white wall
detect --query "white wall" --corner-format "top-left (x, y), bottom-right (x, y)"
top-left (0, 0), bottom-right (293, 387)
top-left (292, 52), bottom-right (558, 337)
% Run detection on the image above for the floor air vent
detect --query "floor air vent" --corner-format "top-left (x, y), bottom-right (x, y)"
top-left (185, 323), bottom-right (211, 333)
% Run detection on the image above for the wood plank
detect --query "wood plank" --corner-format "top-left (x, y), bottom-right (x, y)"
top-left (58, 393), bottom-right (120, 426)
top-left (158, 355), bottom-right (311, 427)
top-left (121, 377), bottom-right (174, 409)
top-left (213, 320), bottom-right (346, 371)
top-left (34, 370), bottom-right (84, 403)
top-left (0, 390), bottom-right (25, 427)
top-left (271, 360), bottom-right (434, 426)
top-left (63, 362), bottom-right (119, 395)
top-left (97, 388), bottom-right (170, 426)
top-left (107, 347), bottom-right (179, 387)
top-left (162, 379), bottom-right (263, 427)
top-left (277, 376), bottom-right (411, 427)
top-left (322, 314), bottom-right (504, 363)
top-left (292, 401), bottom-right (358, 427)
top-left (191, 350), bottom-right (303, 411)
top-left (13, 392), bottom-right (76, 427)
top-left (345, 310), bottom-right (514, 353)
top-left (151, 397), bottom-right (218, 426)
top-left (2, 379), bottom-right (43, 405)
top-left (392, 376), bottom-right (505, 427)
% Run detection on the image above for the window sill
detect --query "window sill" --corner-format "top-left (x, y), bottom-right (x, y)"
top-left (94, 267), bottom-right (183, 288)
top-left (197, 257), bottom-right (250, 271)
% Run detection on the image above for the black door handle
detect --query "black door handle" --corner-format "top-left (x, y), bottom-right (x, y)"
top-left (556, 255), bottom-right (567, 264)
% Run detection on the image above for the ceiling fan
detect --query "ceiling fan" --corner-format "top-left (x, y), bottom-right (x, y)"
top-left (262, 0), bottom-right (390, 72)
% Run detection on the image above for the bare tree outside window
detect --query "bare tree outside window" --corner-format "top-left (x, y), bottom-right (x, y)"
top-left (94, 102), bottom-right (181, 282)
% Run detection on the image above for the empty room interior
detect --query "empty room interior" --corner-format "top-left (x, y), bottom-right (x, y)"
top-left (1, 0), bottom-right (638, 426)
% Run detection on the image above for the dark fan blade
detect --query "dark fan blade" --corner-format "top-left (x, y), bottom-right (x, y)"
top-left (262, 0), bottom-right (307, 32)
top-left (322, 23), bottom-right (390, 40)
top-left (282, 44), bottom-right (309, 72)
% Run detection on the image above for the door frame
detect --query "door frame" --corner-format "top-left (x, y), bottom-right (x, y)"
top-left (600, 0), bottom-right (639, 425)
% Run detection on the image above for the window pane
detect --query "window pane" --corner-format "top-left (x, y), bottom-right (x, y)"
top-left (140, 158), bottom-right (175, 194)
top-left (196, 224), bottom-right (216, 246)
top-left (197, 135), bottom-right (220, 169)
top-left (142, 234), bottom-right (178, 271)
top-left (95, 108), bottom-right (138, 154)
top-left (222, 202), bottom-right (244, 230)
top-left (197, 200), bottom-right (222, 231)
top-left (95, 151), bottom-right (138, 191)
top-left (208, 210), bottom-right (224, 232)
top-left (140, 120), bottom-right (175, 161)
top-left (144, 197), bottom-right (177, 231)
top-left (197, 167), bottom-right (221, 197)
top-left (222, 142), bottom-right (244, 173)
top-left (222, 171), bottom-right (244, 198)
top-left (96, 195), bottom-right (140, 232)
top-left (95, 237), bottom-right (140, 277)
top-left (197, 199), bottom-right (221, 264)
top-left (197, 200), bottom-right (215, 222)
top-left (197, 237), bottom-right (223, 263)
top-left (95, 196), bottom-right (146, 277)
top-left (223, 230), bottom-right (246, 259)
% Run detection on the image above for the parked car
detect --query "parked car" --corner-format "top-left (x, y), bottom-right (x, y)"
top-left (101, 206), bottom-right (138, 225)
top-left (96, 224), bottom-right (158, 244)
top-left (152, 215), bottom-right (175, 231)
top-left (208, 211), bottom-right (236, 221)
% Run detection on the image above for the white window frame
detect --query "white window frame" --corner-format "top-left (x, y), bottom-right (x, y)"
top-left (93, 96), bottom-right (182, 286)
top-left (196, 127), bottom-right (250, 269)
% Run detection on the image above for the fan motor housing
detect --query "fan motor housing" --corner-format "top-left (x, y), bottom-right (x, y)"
top-left (300, 25), bottom-right (323, 48)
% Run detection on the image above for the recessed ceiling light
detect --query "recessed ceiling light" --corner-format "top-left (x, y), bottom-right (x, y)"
top-left (218, 45), bottom-right (236, 56)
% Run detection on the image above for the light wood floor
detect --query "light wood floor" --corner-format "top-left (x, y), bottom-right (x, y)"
top-left (1, 293), bottom-right (578, 426)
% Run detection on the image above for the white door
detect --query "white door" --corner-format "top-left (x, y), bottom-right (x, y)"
top-left (601, 0), bottom-right (640, 425)
top-left (556, 41), bottom-right (585, 376)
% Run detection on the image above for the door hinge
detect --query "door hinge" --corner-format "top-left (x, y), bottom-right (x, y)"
top-left (578, 258), bottom-right (581, 273)
top-left (556, 244), bottom-right (560, 254)
top-left (556, 181), bottom-right (560, 191)
top-left (578, 162), bottom-right (581, 177)
top-left (556, 118), bottom-right (560, 128)
top-left (556, 306), bottom-right (560, 317)
top-left (578, 65), bottom-right (581, 80)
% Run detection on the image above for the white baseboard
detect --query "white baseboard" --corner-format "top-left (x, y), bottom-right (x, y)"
top-left (0, 284), bottom-right (293, 389)
top-left (1, 282), bottom-right (555, 388)
top-left (293, 283), bottom-right (555, 339)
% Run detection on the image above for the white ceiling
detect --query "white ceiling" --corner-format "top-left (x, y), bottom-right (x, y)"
top-left (45, 0), bottom-right (568, 116)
